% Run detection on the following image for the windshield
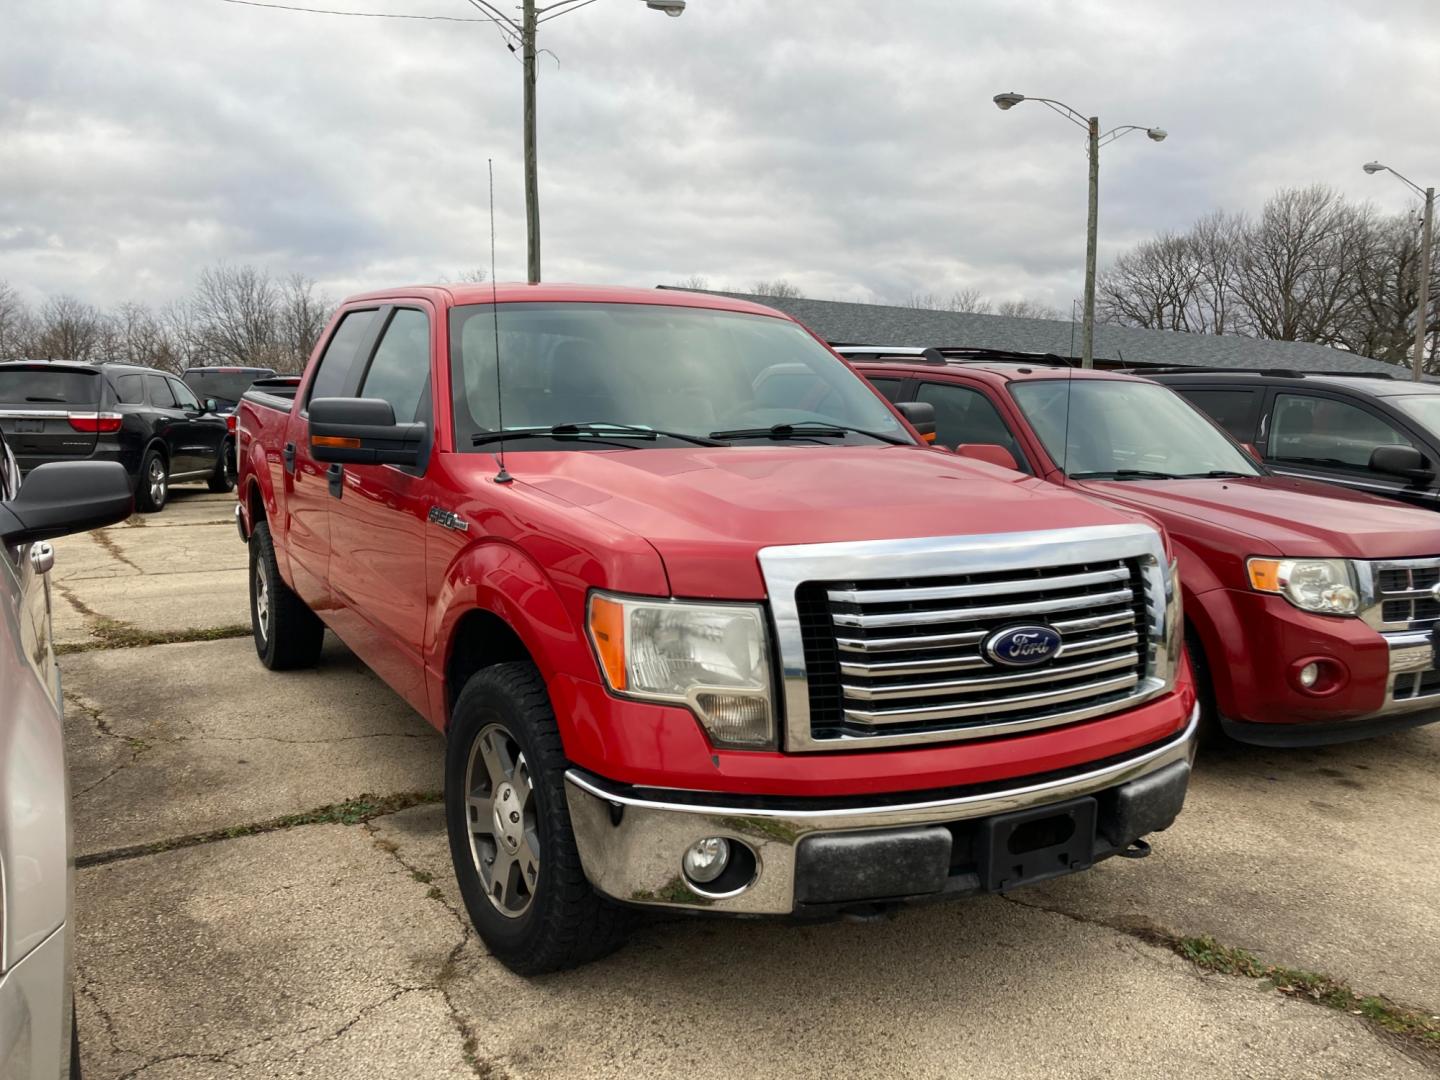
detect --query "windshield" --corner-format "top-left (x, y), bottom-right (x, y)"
top-left (449, 303), bottom-right (907, 450)
top-left (1389, 395), bottom-right (1440, 433)
top-left (182, 368), bottom-right (274, 409)
top-left (0, 367), bottom-right (100, 406)
top-left (1010, 378), bottom-right (1261, 479)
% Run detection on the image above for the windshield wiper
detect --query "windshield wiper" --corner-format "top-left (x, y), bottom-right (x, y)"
top-left (1070, 469), bottom-right (1179, 481)
top-left (1176, 470), bottom-right (1254, 479)
top-left (471, 422), bottom-right (723, 448)
top-left (707, 421), bottom-right (908, 445)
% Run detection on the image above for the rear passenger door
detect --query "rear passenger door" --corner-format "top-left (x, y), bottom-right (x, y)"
top-left (145, 374), bottom-right (192, 473)
top-left (285, 306), bottom-right (383, 610)
top-left (1260, 391), bottom-right (1428, 504)
top-left (324, 304), bottom-right (435, 714)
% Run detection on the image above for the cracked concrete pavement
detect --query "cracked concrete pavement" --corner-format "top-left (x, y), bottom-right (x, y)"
top-left (62, 490), bottom-right (1440, 1078)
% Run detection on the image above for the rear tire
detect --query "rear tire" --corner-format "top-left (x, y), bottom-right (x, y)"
top-left (446, 662), bottom-right (631, 975)
top-left (136, 447), bottom-right (168, 513)
top-left (208, 438), bottom-right (236, 493)
top-left (249, 521), bottom-right (324, 670)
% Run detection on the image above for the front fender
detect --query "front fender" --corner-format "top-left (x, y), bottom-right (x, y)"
top-left (425, 538), bottom-right (604, 732)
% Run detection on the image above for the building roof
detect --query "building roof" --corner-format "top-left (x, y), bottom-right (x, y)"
top-left (680, 289), bottom-right (1404, 377)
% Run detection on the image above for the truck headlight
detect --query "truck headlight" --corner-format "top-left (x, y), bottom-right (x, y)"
top-left (587, 593), bottom-right (775, 749)
top-left (1247, 558), bottom-right (1360, 616)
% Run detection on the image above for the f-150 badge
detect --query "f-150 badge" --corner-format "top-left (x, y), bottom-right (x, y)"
top-left (428, 507), bottom-right (470, 533)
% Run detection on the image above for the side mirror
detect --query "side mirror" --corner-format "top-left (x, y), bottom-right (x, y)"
top-left (205, 398), bottom-right (218, 413)
top-left (0, 461), bottom-right (133, 546)
top-left (309, 397), bottom-right (426, 467)
top-left (955, 443), bottom-right (1021, 471)
top-left (894, 400), bottom-right (936, 443)
top-left (1369, 444), bottom-right (1431, 479)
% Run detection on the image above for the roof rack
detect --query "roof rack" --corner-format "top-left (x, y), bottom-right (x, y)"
top-left (1118, 365), bottom-right (1397, 380)
top-left (833, 344), bottom-right (1076, 368)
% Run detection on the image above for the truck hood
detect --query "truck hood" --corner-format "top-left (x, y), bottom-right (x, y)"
top-left (514, 446), bottom-right (1159, 598)
top-left (1077, 475), bottom-right (1440, 560)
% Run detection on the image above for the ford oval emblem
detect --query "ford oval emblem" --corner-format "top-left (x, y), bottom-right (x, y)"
top-left (984, 624), bottom-right (1063, 668)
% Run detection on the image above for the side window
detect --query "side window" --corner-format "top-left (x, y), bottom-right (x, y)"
top-left (916, 381), bottom-right (1029, 472)
top-left (1269, 393), bottom-right (1413, 469)
top-left (115, 374), bottom-right (145, 405)
top-left (358, 308), bottom-right (431, 423)
top-left (170, 379), bottom-right (201, 412)
top-left (1180, 389), bottom-right (1260, 442)
top-left (307, 309), bottom-right (379, 406)
top-left (867, 377), bottom-right (904, 403)
top-left (147, 375), bottom-right (177, 408)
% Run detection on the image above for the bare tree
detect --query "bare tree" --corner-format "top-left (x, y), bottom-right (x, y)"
top-left (456, 268), bottom-right (488, 284)
top-left (995, 298), bottom-right (1061, 320)
top-left (1097, 233), bottom-right (1204, 332)
top-left (105, 302), bottom-right (181, 372)
top-left (900, 289), bottom-right (993, 314)
top-left (673, 275), bottom-right (710, 291)
top-left (191, 264), bottom-right (281, 367)
top-left (750, 279), bottom-right (803, 299)
top-left (275, 273), bottom-right (331, 374)
top-left (30, 296), bottom-right (105, 363)
top-left (0, 282), bottom-right (31, 362)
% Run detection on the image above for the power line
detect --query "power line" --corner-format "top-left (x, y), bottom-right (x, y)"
top-left (216, 0), bottom-right (502, 26)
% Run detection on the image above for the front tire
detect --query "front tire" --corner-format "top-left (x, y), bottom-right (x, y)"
top-left (446, 662), bottom-right (630, 975)
top-left (136, 448), bottom-right (168, 513)
top-left (248, 521), bottom-right (324, 670)
top-left (208, 438), bottom-right (236, 493)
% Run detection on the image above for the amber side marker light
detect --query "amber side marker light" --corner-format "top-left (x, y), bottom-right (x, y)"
top-left (312, 435), bottom-right (362, 449)
top-left (587, 594), bottom-right (628, 691)
top-left (1247, 559), bottom-right (1282, 592)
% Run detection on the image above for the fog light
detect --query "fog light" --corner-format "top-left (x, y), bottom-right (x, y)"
top-left (1298, 662), bottom-right (1320, 689)
top-left (682, 837), bottom-right (731, 884)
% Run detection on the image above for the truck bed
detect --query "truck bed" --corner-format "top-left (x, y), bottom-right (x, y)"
top-left (241, 377), bottom-right (300, 415)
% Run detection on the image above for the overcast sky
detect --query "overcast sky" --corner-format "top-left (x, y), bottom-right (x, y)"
top-left (2, 0), bottom-right (1438, 314)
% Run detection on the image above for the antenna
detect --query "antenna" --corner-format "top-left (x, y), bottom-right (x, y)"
top-left (489, 158), bottom-right (513, 484)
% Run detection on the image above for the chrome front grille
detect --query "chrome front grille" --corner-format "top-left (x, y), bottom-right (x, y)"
top-left (1360, 559), bottom-right (1440, 632)
top-left (760, 525), bottom-right (1179, 751)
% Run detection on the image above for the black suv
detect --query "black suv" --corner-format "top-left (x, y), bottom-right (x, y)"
top-left (1148, 368), bottom-right (1440, 511)
top-left (0, 361), bottom-right (233, 513)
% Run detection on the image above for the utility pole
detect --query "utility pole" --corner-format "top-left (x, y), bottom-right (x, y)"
top-left (1413, 187), bottom-right (1434, 382)
top-left (522, 0), bottom-right (540, 284)
top-left (1083, 116), bottom-right (1100, 370)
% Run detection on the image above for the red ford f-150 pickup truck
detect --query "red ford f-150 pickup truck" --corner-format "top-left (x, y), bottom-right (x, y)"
top-left (848, 348), bottom-right (1440, 747)
top-left (236, 285), bottom-right (1197, 973)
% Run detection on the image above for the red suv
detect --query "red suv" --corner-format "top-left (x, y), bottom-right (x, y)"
top-left (849, 348), bottom-right (1440, 747)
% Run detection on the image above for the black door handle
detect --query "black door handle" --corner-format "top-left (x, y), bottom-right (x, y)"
top-left (327, 464), bottom-right (344, 499)
top-left (283, 442), bottom-right (296, 474)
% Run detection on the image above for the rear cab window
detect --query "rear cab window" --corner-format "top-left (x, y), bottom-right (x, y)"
top-left (307, 310), bottom-right (381, 408)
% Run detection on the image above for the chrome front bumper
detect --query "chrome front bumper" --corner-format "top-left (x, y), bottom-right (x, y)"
top-left (1383, 628), bottom-right (1440, 718)
top-left (564, 708), bottom-right (1199, 915)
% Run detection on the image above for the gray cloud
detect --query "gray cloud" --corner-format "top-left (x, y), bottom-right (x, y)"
top-left (2, 0), bottom-right (1437, 314)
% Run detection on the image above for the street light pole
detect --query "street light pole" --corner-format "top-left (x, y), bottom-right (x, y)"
top-left (1415, 187), bottom-right (1434, 382)
top-left (1083, 116), bottom-right (1099, 372)
top-left (1364, 162), bottom-right (1435, 381)
top-left (993, 93), bottom-right (1167, 368)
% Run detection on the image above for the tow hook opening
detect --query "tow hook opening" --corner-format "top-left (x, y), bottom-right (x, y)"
top-left (1119, 838), bottom-right (1152, 860)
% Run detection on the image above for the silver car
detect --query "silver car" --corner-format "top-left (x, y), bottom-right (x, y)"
top-left (0, 432), bottom-right (131, 1079)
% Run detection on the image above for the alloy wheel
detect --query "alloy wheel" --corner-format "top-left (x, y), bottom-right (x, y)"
top-left (254, 560), bottom-right (270, 643)
top-left (149, 458), bottom-right (166, 507)
top-left (465, 723), bottom-right (539, 918)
